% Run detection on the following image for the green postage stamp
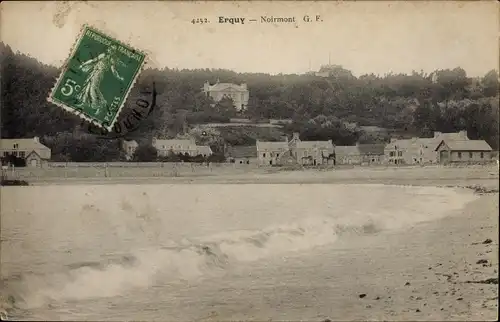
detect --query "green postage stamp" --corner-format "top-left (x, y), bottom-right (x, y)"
top-left (48, 25), bottom-right (146, 131)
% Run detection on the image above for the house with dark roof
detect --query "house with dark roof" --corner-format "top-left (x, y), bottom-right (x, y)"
top-left (334, 143), bottom-right (385, 165)
top-left (357, 144), bottom-right (386, 164)
top-left (384, 130), bottom-right (470, 165)
top-left (256, 140), bottom-right (289, 166)
top-left (0, 137), bottom-right (51, 167)
top-left (335, 145), bottom-right (362, 165)
top-left (226, 145), bottom-right (257, 164)
top-left (436, 139), bottom-right (494, 164)
top-left (256, 132), bottom-right (334, 166)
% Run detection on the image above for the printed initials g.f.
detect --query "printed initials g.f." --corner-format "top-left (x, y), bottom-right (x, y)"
top-left (60, 78), bottom-right (81, 97)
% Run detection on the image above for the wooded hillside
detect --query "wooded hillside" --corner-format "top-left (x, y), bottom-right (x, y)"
top-left (1, 42), bottom-right (498, 161)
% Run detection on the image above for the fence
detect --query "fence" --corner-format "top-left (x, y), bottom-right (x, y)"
top-left (5, 161), bottom-right (261, 181)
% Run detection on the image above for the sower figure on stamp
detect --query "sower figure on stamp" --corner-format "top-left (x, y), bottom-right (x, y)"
top-left (75, 45), bottom-right (126, 116)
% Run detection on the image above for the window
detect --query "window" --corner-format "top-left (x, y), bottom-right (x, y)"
top-left (19, 151), bottom-right (25, 158)
top-left (389, 151), bottom-right (395, 157)
top-left (480, 152), bottom-right (484, 159)
top-left (469, 152), bottom-right (473, 158)
top-left (3, 152), bottom-right (8, 157)
top-left (398, 151), bottom-right (402, 157)
top-left (263, 153), bottom-right (266, 157)
top-left (270, 152), bottom-right (273, 157)
top-left (458, 152), bottom-right (462, 159)
top-left (13, 143), bottom-right (18, 149)
top-left (13, 151), bottom-right (18, 157)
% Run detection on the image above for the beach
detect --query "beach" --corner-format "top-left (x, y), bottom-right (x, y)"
top-left (1, 165), bottom-right (498, 321)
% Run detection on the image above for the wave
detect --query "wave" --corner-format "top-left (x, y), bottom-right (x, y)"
top-left (0, 215), bottom-right (383, 315)
top-left (0, 184), bottom-right (479, 318)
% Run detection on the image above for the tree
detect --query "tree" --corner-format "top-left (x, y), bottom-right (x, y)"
top-left (2, 40), bottom-right (498, 155)
top-left (481, 70), bottom-right (499, 97)
top-left (132, 144), bottom-right (158, 162)
top-left (215, 97), bottom-right (238, 118)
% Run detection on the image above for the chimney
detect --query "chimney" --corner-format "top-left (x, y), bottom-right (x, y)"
top-left (152, 137), bottom-right (157, 146)
top-left (203, 81), bottom-right (210, 92)
top-left (292, 132), bottom-right (300, 141)
top-left (459, 130), bottom-right (468, 140)
top-left (433, 131), bottom-right (442, 138)
top-left (241, 83), bottom-right (247, 90)
top-left (33, 136), bottom-right (39, 143)
top-left (390, 138), bottom-right (397, 143)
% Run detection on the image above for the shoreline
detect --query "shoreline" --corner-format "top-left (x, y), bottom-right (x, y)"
top-left (2, 165), bottom-right (498, 189)
top-left (194, 194), bottom-right (499, 321)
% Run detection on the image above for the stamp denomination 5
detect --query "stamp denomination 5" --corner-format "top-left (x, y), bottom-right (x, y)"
top-left (47, 25), bottom-right (146, 131)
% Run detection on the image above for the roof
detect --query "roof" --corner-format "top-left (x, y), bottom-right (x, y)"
top-left (196, 145), bottom-right (213, 155)
top-left (226, 145), bottom-right (257, 158)
top-left (435, 132), bottom-right (468, 141)
top-left (387, 131), bottom-right (469, 150)
top-left (154, 139), bottom-right (196, 148)
top-left (437, 140), bottom-right (493, 152)
top-left (357, 144), bottom-right (385, 155)
top-left (386, 138), bottom-right (413, 149)
top-left (0, 138), bottom-right (50, 151)
top-left (295, 141), bottom-right (334, 149)
top-left (207, 83), bottom-right (247, 92)
top-left (256, 141), bottom-right (289, 151)
top-left (122, 140), bottom-right (138, 147)
top-left (335, 146), bottom-right (360, 156)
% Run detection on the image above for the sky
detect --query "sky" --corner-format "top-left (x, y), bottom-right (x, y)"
top-left (1, 1), bottom-right (498, 77)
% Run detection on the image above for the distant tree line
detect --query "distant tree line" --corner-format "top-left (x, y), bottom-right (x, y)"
top-left (1, 41), bottom-right (498, 163)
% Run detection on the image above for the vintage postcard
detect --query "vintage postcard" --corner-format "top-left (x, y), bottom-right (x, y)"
top-left (1, 1), bottom-right (499, 321)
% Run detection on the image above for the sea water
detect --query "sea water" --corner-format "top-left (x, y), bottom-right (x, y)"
top-left (0, 184), bottom-right (478, 320)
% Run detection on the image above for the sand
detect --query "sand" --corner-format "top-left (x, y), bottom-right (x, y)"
top-left (181, 194), bottom-right (497, 322)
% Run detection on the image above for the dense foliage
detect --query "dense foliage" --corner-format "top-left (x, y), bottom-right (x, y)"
top-left (1, 42), bottom-right (498, 162)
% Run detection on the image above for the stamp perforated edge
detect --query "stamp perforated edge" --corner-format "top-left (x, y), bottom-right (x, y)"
top-left (46, 24), bottom-right (148, 132)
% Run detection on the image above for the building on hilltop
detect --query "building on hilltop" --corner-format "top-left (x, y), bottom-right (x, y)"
top-left (203, 80), bottom-right (249, 111)
top-left (0, 137), bottom-right (51, 167)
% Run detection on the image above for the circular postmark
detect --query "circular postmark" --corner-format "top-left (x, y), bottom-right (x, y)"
top-left (81, 81), bottom-right (158, 139)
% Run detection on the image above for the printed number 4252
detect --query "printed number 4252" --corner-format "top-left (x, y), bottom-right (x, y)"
top-left (191, 18), bottom-right (208, 24)
top-left (60, 78), bottom-right (81, 97)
